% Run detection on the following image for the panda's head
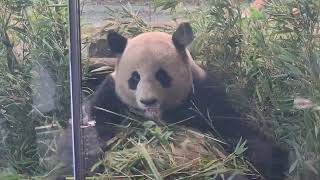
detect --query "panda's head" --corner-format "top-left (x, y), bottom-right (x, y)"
top-left (108, 23), bottom-right (206, 118)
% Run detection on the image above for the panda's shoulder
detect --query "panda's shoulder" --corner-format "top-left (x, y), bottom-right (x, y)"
top-left (98, 73), bottom-right (116, 89)
top-left (193, 69), bottom-right (227, 97)
top-left (191, 69), bottom-right (238, 115)
top-left (89, 74), bottom-right (117, 105)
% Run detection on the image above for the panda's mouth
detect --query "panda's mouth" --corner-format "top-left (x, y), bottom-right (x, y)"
top-left (139, 104), bottom-right (162, 119)
top-left (144, 107), bottom-right (161, 113)
top-left (145, 107), bottom-right (160, 112)
top-left (129, 105), bottom-right (162, 119)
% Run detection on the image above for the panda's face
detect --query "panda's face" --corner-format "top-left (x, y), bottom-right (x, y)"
top-left (108, 23), bottom-right (205, 118)
top-left (113, 32), bottom-right (193, 118)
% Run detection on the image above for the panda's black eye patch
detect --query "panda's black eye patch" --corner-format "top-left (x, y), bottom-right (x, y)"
top-left (128, 71), bottom-right (140, 90)
top-left (156, 68), bottom-right (172, 88)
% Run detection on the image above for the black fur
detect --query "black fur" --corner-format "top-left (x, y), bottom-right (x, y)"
top-left (128, 71), bottom-right (140, 90)
top-left (107, 31), bottom-right (127, 54)
top-left (172, 22), bottom-right (194, 49)
top-left (86, 69), bottom-right (289, 180)
top-left (155, 68), bottom-right (172, 88)
top-left (86, 75), bottom-right (126, 142)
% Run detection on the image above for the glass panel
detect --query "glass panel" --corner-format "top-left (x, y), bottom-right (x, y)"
top-left (80, 0), bottom-right (320, 179)
top-left (0, 0), bottom-right (74, 179)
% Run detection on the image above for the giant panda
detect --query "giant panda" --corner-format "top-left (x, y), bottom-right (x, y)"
top-left (82, 23), bottom-right (288, 180)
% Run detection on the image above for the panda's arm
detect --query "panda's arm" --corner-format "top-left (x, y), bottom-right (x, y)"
top-left (193, 71), bottom-right (289, 180)
top-left (86, 75), bottom-right (125, 141)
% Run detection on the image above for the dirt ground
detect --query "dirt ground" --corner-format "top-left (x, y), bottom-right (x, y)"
top-left (81, 0), bottom-right (203, 24)
top-left (88, 0), bottom-right (203, 5)
top-left (82, 1), bottom-right (166, 24)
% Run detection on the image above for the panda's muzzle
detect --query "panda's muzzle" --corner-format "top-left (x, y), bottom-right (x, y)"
top-left (140, 98), bottom-right (158, 106)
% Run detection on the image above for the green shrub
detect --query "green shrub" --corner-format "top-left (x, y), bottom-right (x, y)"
top-left (0, 0), bottom-right (69, 176)
top-left (158, 0), bottom-right (320, 178)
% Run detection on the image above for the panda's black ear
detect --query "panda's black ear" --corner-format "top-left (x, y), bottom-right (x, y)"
top-left (172, 22), bottom-right (194, 49)
top-left (107, 31), bottom-right (127, 54)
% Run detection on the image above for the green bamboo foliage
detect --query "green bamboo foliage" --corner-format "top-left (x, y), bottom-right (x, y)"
top-left (184, 0), bottom-right (320, 178)
top-left (0, 0), bottom-right (69, 176)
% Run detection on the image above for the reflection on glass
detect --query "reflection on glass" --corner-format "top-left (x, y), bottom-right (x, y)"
top-left (0, 0), bottom-right (73, 179)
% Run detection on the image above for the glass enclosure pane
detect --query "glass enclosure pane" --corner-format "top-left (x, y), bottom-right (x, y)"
top-left (80, 0), bottom-right (320, 180)
top-left (0, 0), bottom-right (74, 179)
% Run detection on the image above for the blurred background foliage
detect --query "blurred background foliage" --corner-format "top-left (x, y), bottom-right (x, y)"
top-left (0, 0), bottom-right (69, 177)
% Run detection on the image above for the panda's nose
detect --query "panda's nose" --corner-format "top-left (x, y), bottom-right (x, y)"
top-left (140, 98), bottom-right (157, 106)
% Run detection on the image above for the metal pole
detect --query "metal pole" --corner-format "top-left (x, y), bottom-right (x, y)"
top-left (68, 0), bottom-right (83, 179)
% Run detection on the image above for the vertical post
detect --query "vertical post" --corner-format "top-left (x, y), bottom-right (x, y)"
top-left (68, 0), bottom-right (83, 179)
